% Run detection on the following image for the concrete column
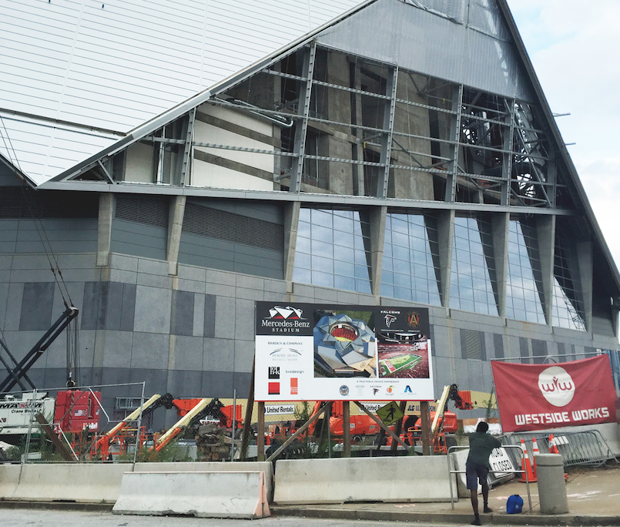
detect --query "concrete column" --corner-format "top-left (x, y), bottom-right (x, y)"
top-left (491, 213), bottom-right (510, 318)
top-left (369, 206), bottom-right (387, 298)
top-left (284, 201), bottom-right (301, 295)
top-left (166, 195), bottom-right (186, 276)
top-left (437, 209), bottom-right (455, 308)
top-left (536, 215), bottom-right (556, 326)
top-left (576, 239), bottom-right (593, 332)
top-left (96, 193), bottom-right (114, 267)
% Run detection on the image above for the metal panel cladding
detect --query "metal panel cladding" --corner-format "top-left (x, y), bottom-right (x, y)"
top-left (0, 0), bottom-right (362, 183)
top-left (317, 0), bottom-right (534, 102)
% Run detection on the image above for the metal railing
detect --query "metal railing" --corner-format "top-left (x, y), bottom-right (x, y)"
top-left (501, 430), bottom-right (618, 468)
top-left (447, 445), bottom-right (532, 513)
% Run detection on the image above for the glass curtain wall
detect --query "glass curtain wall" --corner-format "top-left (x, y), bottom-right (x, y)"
top-left (552, 232), bottom-right (586, 330)
top-left (381, 213), bottom-right (441, 305)
top-left (293, 208), bottom-right (372, 293)
top-left (505, 219), bottom-right (546, 323)
top-left (450, 216), bottom-right (498, 315)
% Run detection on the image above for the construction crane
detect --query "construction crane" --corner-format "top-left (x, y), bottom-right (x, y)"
top-left (0, 306), bottom-right (79, 394)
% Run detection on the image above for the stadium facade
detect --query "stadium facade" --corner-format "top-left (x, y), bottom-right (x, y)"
top-left (1, 0), bottom-right (619, 428)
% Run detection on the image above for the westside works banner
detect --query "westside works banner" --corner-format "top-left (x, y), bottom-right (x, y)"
top-left (492, 355), bottom-right (617, 432)
top-left (254, 302), bottom-right (434, 402)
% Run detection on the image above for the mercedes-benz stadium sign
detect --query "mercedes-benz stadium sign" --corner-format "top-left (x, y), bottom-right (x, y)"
top-left (254, 302), bottom-right (434, 401)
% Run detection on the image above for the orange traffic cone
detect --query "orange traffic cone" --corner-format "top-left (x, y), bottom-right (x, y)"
top-left (520, 438), bottom-right (537, 483)
top-left (531, 437), bottom-right (540, 478)
top-left (549, 434), bottom-right (559, 455)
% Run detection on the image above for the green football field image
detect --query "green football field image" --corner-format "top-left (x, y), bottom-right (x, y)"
top-left (379, 354), bottom-right (422, 376)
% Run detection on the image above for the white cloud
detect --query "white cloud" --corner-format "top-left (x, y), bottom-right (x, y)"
top-left (508, 0), bottom-right (620, 267)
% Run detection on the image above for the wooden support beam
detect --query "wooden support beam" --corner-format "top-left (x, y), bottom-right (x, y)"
top-left (354, 401), bottom-right (411, 452)
top-left (266, 403), bottom-right (332, 462)
top-left (35, 413), bottom-right (75, 462)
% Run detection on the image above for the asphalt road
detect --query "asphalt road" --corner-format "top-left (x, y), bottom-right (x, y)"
top-left (1, 509), bottom-right (458, 527)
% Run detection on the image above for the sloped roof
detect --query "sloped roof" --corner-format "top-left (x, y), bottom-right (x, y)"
top-left (0, 0), bottom-right (364, 185)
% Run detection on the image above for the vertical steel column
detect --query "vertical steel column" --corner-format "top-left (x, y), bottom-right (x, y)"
top-left (501, 99), bottom-right (515, 206)
top-left (547, 158), bottom-right (557, 208)
top-left (181, 108), bottom-right (196, 187)
top-left (444, 85), bottom-right (463, 202)
top-left (291, 42), bottom-right (317, 193)
top-left (378, 66), bottom-right (398, 198)
top-left (156, 125), bottom-right (166, 184)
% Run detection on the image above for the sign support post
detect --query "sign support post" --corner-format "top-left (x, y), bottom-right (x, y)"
top-left (240, 360), bottom-right (255, 461)
top-left (421, 401), bottom-right (430, 455)
top-left (343, 401), bottom-right (351, 457)
top-left (257, 401), bottom-right (265, 461)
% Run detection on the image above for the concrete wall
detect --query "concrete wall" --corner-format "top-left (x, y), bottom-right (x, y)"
top-left (1, 243), bottom-right (617, 428)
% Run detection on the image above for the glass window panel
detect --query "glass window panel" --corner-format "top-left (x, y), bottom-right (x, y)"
top-left (335, 275), bottom-right (356, 291)
top-left (505, 219), bottom-right (546, 324)
top-left (334, 260), bottom-right (354, 277)
top-left (380, 212), bottom-right (441, 305)
top-left (312, 240), bottom-right (333, 258)
top-left (294, 252), bottom-right (311, 270)
top-left (382, 284), bottom-right (394, 298)
top-left (356, 279), bottom-right (372, 294)
top-left (354, 264), bottom-right (369, 279)
top-left (312, 271), bottom-right (333, 288)
top-left (334, 217), bottom-right (354, 234)
top-left (395, 272), bottom-right (412, 289)
top-left (551, 231), bottom-right (585, 331)
top-left (296, 235), bottom-right (311, 254)
top-left (312, 255), bottom-right (333, 273)
top-left (293, 267), bottom-right (311, 283)
top-left (294, 208), bottom-right (371, 293)
top-left (393, 245), bottom-right (409, 262)
top-left (354, 250), bottom-right (368, 265)
top-left (312, 209), bottom-right (332, 228)
top-left (336, 245), bottom-right (355, 263)
top-left (450, 216), bottom-right (498, 316)
top-left (313, 225), bottom-right (333, 243)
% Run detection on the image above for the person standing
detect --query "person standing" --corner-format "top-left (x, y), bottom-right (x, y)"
top-left (466, 421), bottom-right (502, 525)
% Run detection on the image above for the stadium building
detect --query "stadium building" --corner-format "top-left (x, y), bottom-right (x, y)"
top-left (1, 0), bottom-right (619, 429)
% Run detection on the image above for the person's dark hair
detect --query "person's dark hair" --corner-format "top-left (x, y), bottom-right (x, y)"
top-left (476, 421), bottom-right (489, 433)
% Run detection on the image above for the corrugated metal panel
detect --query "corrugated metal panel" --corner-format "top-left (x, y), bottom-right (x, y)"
top-left (318, 0), bottom-right (534, 101)
top-left (0, 0), bottom-right (362, 183)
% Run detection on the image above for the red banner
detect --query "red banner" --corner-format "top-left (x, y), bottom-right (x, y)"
top-left (492, 355), bottom-right (617, 432)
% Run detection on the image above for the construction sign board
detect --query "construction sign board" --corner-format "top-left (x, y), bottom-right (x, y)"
top-left (491, 355), bottom-right (617, 432)
top-left (377, 401), bottom-right (404, 426)
top-left (254, 302), bottom-right (433, 402)
top-left (488, 447), bottom-right (515, 485)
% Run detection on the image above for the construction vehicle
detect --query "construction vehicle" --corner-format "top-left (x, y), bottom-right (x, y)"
top-left (88, 394), bottom-right (240, 460)
top-left (0, 305), bottom-right (80, 439)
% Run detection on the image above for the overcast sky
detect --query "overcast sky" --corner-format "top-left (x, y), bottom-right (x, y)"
top-left (507, 0), bottom-right (620, 267)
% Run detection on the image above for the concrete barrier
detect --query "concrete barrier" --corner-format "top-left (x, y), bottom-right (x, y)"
top-left (0, 462), bottom-right (274, 505)
top-left (6, 463), bottom-right (129, 502)
top-left (134, 461), bottom-right (274, 502)
top-left (113, 471), bottom-right (270, 518)
top-left (273, 456), bottom-right (451, 504)
top-left (0, 464), bottom-right (21, 498)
